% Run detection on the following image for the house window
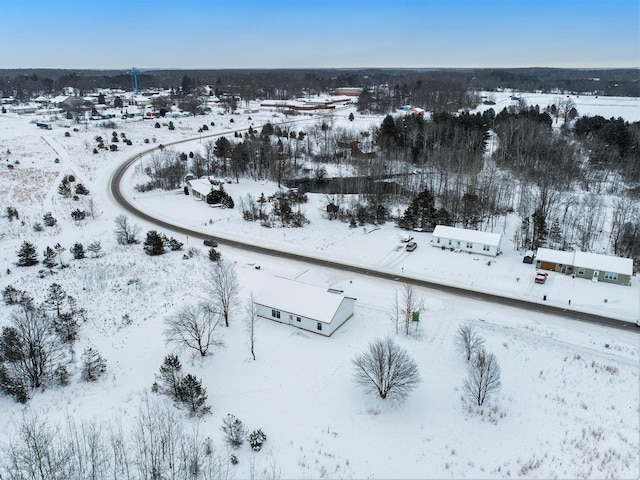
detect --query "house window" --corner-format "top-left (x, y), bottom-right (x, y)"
top-left (289, 314), bottom-right (293, 321)
top-left (577, 268), bottom-right (585, 275)
top-left (271, 309), bottom-right (280, 319)
top-left (483, 245), bottom-right (490, 252)
top-left (296, 316), bottom-right (301, 322)
top-left (317, 322), bottom-right (322, 331)
top-left (604, 272), bottom-right (618, 281)
top-left (466, 242), bottom-right (473, 249)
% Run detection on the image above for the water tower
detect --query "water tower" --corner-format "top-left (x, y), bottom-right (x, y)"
top-left (130, 67), bottom-right (140, 95)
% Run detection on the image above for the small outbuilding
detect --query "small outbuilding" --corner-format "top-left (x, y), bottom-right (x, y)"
top-left (431, 225), bottom-right (502, 257)
top-left (254, 277), bottom-right (356, 336)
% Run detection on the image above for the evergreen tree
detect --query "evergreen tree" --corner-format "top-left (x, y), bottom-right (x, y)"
top-left (531, 207), bottom-right (548, 249)
top-left (221, 414), bottom-right (247, 448)
top-left (42, 246), bottom-right (58, 269)
top-left (70, 242), bottom-right (85, 260)
top-left (2, 285), bottom-right (32, 306)
top-left (461, 192), bottom-right (481, 229)
top-left (81, 347), bottom-right (107, 381)
top-left (58, 181), bottom-right (71, 197)
top-left (548, 219), bottom-right (562, 247)
top-left (16, 241), bottom-right (38, 267)
top-left (42, 212), bottom-right (57, 227)
top-left (177, 374), bottom-right (211, 416)
top-left (54, 311), bottom-right (79, 344)
top-left (114, 96), bottom-right (123, 109)
top-left (152, 354), bottom-right (183, 400)
top-left (45, 283), bottom-right (67, 318)
top-left (54, 243), bottom-right (66, 268)
top-left (87, 240), bottom-right (102, 258)
top-left (71, 209), bottom-right (87, 221)
top-left (397, 189), bottom-right (437, 231)
top-left (143, 230), bottom-right (165, 256)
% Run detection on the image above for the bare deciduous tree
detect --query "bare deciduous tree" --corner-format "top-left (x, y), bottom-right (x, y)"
top-left (164, 303), bottom-right (223, 356)
top-left (113, 214), bottom-right (141, 245)
top-left (401, 284), bottom-right (424, 336)
top-left (454, 324), bottom-right (485, 361)
top-left (464, 349), bottom-right (501, 406)
top-left (204, 260), bottom-right (240, 327)
top-left (245, 293), bottom-right (258, 360)
top-left (353, 337), bottom-right (421, 401)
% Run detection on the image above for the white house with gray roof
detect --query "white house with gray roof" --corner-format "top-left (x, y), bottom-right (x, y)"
top-left (431, 225), bottom-right (502, 257)
top-left (253, 276), bottom-right (356, 336)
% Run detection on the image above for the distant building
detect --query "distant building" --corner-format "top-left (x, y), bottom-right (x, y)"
top-left (432, 225), bottom-right (502, 257)
top-left (333, 87), bottom-right (363, 96)
top-left (254, 277), bottom-right (356, 336)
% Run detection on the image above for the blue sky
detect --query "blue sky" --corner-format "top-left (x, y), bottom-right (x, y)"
top-left (1, 0), bottom-right (638, 69)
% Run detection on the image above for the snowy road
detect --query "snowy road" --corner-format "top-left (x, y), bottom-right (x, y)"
top-left (109, 140), bottom-right (639, 332)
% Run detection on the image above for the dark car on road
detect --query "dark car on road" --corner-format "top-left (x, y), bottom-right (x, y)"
top-left (203, 239), bottom-right (218, 247)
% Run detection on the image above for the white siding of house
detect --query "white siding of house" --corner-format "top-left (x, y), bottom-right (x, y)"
top-left (432, 226), bottom-right (501, 257)
top-left (254, 277), bottom-right (355, 336)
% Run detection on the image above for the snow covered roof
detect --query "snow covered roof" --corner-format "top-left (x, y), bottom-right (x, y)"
top-left (432, 225), bottom-right (501, 247)
top-left (536, 247), bottom-right (575, 265)
top-left (254, 276), bottom-right (353, 324)
top-left (187, 179), bottom-right (213, 197)
top-left (574, 251), bottom-right (633, 275)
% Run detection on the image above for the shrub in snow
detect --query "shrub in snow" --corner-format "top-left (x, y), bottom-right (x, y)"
top-left (71, 209), bottom-right (87, 221)
top-left (6, 206), bottom-right (19, 221)
top-left (75, 184), bottom-right (89, 195)
top-left (43, 212), bottom-right (57, 227)
top-left (248, 429), bottom-right (267, 451)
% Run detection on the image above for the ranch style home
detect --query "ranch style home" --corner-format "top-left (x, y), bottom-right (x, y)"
top-left (535, 247), bottom-right (633, 286)
top-left (254, 276), bottom-right (356, 336)
top-left (431, 225), bottom-right (502, 257)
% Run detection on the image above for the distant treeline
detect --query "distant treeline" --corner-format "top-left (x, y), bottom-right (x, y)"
top-left (0, 68), bottom-right (638, 102)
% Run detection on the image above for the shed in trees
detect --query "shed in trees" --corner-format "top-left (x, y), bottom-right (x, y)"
top-left (431, 225), bottom-right (502, 257)
top-left (254, 277), bottom-right (356, 336)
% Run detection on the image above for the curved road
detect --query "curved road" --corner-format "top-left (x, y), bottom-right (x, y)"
top-left (110, 134), bottom-right (639, 333)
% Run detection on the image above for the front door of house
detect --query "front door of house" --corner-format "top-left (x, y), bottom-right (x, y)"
top-left (592, 270), bottom-right (599, 282)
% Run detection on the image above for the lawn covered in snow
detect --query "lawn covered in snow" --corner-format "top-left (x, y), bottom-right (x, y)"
top-left (0, 93), bottom-right (638, 479)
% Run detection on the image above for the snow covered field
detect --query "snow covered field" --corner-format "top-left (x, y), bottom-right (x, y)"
top-left (0, 92), bottom-right (638, 479)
